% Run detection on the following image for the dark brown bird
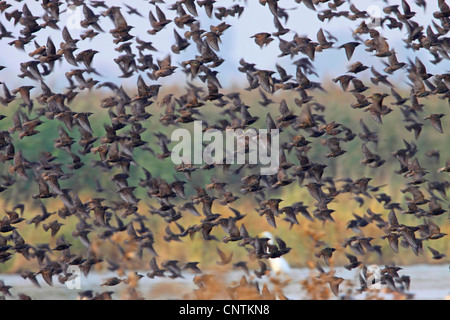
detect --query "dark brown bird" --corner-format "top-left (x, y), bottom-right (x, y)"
top-left (42, 220), bottom-right (64, 237)
top-left (384, 50), bottom-right (406, 74)
top-left (198, 0), bottom-right (215, 18)
top-left (367, 93), bottom-right (392, 124)
top-left (276, 99), bottom-right (297, 124)
top-left (339, 41), bottom-right (360, 60)
top-left (9, 151), bottom-right (31, 181)
top-left (147, 257), bottom-right (166, 278)
top-left (216, 247), bottom-right (233, 265)
top-left (11, 86), bottom-right (34, 110)
top-left (101, 277), bottom-right (123, 286)
top-left (253, 70), bottom-right (275, 94)
top-left (161, 260), bottom-right (184, 279)
top-left (333, 75), bottom-right (355, 91)
top-left (347, 61), bottom-right (368, 74)
top-left (81, 4), bottom-right (104, 32)
top-left (172, 29), bottom-right (190, 54)
top-left (0, 280), bottom-right (12, 297)
top-left (322, 137), bottom-right (346, 158)
top-left (361, 143), bottom-right (385, 167)
top-left (251, 32), bottom-right (274, 48)
top-left (314, 247), bottom-right (336, 266)
top-left (0, 83), bottom-right (16, 106)
top-left (427, 246), bottom-right (446, 260)
top-left (217, 217), bottom-right (242, 243)
top-left (152, 55), bottom-right (177, 80)
top-left (344, 253), bottom-right (362, 270)
top-left (390, 87), bottom-right (408, 105)
top-left (148, 5), bottom-right (172, 35)
top-left (358, 119), bottom-right (378, 144)
top-left (0, 0), bottom-right (447, 303)
top-left (370, 67), bottom-right (392, 87)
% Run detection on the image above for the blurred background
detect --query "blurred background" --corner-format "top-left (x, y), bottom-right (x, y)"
top-left (0, 0), bottom-right (448, 296)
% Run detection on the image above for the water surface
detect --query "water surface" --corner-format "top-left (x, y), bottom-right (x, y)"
top-left (1, 264), bottom-right (448, 300)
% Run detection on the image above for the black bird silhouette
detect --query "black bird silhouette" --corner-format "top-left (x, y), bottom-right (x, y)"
top-left (339, 41), bottom-right (360, 61)
top-left (216, 247), bottom-right (233, 265)
top-left (427, 246), bottom-right (446, 260)
top-left (148, 5), bottom-right (172, 35)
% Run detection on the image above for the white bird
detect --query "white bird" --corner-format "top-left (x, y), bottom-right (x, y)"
top-left (260, 231), bottom-right (291, 274)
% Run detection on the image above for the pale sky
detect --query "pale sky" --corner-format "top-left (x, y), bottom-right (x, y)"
top-left (0, 0), bottom-right (443, 92)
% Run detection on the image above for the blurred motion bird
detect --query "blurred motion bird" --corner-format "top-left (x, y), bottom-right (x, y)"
top-left (0, 0), bottom-right (446, 302)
